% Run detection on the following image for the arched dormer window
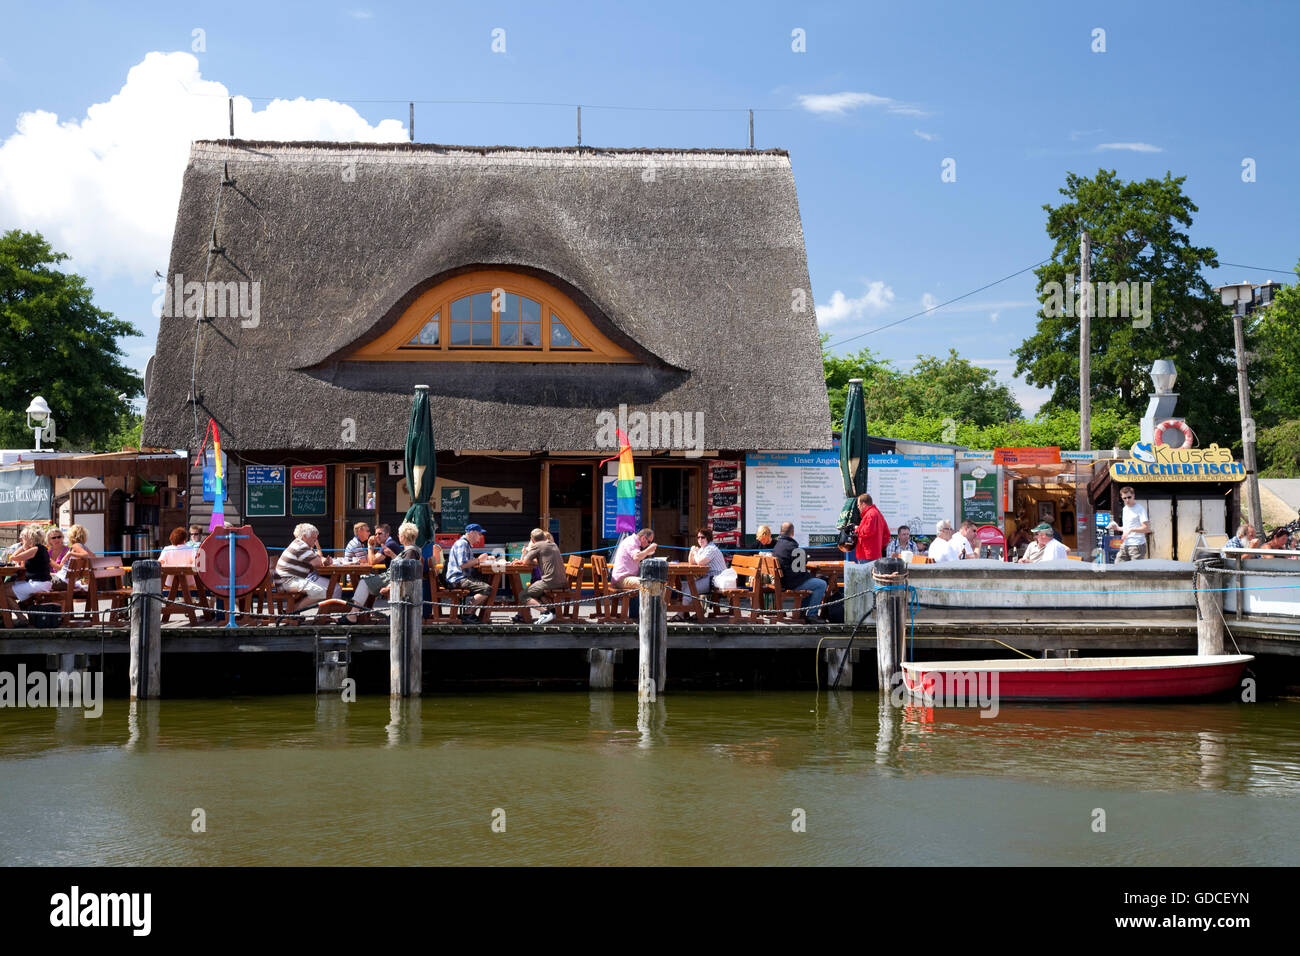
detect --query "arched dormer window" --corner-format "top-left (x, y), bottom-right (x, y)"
top-left (349, 270), bottom-right (636, 363)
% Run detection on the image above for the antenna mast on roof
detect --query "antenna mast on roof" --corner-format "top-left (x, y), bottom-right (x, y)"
top-left (577, 106), bottom-right (581, 146)
top-left (228, 97), bottom-right (234, 138)
top-left (409, 102), bottom-right (414, 142)
top-left (748, 109), bottom-right (754, 148)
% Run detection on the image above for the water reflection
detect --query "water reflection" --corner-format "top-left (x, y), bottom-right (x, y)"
top-left (385, 697), bottom-right (422, 746)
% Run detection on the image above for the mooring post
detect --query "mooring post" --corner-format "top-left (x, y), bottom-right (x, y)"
top-left (872, 557), bottom-right (907, 690)
top-left (389, 558), bottom-right (423, 697)
top-left (825, 647), bottom-right (856, 688)
top-left (638, 557), bottom-right (668, 700)
top-left (1195, 558), bottom-right (1227, 656)
top-left (129, 559), bottom-right (162, 700)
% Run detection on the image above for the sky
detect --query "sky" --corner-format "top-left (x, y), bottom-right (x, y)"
top-left (1, 0), bottom-right (1297, 417)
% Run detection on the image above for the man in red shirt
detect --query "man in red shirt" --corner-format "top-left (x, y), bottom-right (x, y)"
top-left (854, 493), bottom-right (891, 563)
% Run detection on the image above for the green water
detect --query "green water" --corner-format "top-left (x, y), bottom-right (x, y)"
top-left (1, 692), bottom-right (1298, 865)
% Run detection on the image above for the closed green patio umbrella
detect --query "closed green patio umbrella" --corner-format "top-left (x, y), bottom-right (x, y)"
top-left (837, 377), bottom-right (868, 545)
top-left (402, 384), bottom-right (437, 546)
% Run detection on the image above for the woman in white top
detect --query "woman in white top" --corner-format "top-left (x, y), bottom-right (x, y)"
top-left (677, 526), bottom-right (727, 618)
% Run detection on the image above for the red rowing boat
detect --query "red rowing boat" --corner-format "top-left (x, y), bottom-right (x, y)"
top-left (901, 654), bottom-right (1253, 702)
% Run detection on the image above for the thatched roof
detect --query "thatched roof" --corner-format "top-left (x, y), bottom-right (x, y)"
top-left (143, 141), bottom-right (830, 453)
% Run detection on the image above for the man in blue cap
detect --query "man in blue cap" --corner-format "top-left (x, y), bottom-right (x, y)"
top-left (446, 523), bottom-right (492, 622)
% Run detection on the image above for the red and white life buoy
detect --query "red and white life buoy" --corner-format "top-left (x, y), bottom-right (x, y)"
top-left (1154, 419), bottom-right (1196, 449)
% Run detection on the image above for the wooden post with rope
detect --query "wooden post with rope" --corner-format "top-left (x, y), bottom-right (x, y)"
top-left (389, 557), bottom-right (423, 697)
top-left (873, 557), bottom-right (907, 690)
top-left (1195, 557), bottom-right (1227, 656)
top-left (129, 559), bottom-right (163, 700)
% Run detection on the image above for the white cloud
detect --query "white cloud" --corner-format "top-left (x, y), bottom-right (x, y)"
top-left (350, 9), bottom-right (374, 18)
top-left (0, 51), bottom-right (407, 279)
top-left (921, 292), bottom-right (939, 311)
top-left (797, 91), bottom-right (895, 115)
top-left (990, 311), bottom-right (999, 323)
top-left (1096, 142), bottom-right (1163, 153)
top-left (888, 107), bottom-right (931, 117)
top-left (817, 282), bottom-right (895, 326)
top-left (913, 129), bottom-right (940, 142)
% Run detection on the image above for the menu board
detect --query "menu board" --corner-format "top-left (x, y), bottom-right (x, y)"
top-left (867, 454), bottom-right (956, 534)
top-left (440, 485), bottom-right (469, 533)
top-left (745, 450), bottom-right (842, 544)
top-left (960, 467), bottom-right (998, 525)
top-left (245, 465), bottom-right (285, 517)
top-left (600, 476), bottom-right (643, 538)
top-left (290, 465), bottom-right (327, 516)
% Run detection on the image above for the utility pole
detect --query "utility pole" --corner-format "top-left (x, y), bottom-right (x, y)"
top-left (1233, 303), bottom-right (1263, 536)
top-left (1079, 231), bottom-right (1091, 451)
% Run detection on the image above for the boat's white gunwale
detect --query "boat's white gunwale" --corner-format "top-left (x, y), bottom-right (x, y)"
top-left (901, 654), bottom-right (1253, 674)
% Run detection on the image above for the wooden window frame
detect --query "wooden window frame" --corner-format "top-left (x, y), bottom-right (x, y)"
top-left (350, 270), bottom-right (636, 363)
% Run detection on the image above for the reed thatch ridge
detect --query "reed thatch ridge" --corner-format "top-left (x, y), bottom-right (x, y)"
top-left (143, 140), bottom-right (831, 453)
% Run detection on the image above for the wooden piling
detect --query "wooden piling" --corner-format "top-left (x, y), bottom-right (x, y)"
top-left (587, 648), bottom-right (618, 689)
top-left (389, 558), bottom-right (423, 697)
top-left (1195, 560), bottom-right (1227, 656)
top-left (825, 647), bottom-right (856, 688)
top-left (873, 557), bottom-right (907, 690)
top-left (129, 559), bottom-right (162, 700)
top-left (638, 557), bottom-right (668, 700)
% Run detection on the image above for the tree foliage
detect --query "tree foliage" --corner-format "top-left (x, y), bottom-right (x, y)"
top-left (823, 336), bottom-right (1021, 430)
top-left (1252, 260), bottom-right (1300, 429)
top-left (0, 230), bottom-right (141, 450)
top-left (1013, 170), bottom-right (1238, 441)
top-left (1258, 420), bottom-right (1300, 479)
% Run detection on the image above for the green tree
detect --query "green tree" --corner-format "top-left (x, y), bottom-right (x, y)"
top-left (1013, 170), bottom-right (1238, 442)
top-left (822, 338), bottom-right (1020, 430)
top-left (1258, 420), bottom-right (1300, 478)
top-left (96, 411), bottom-right (144, 453)
top-left (0, 230), bottom-right (141, 449)
top-left (1251, 261), bottom-right (1300, 428)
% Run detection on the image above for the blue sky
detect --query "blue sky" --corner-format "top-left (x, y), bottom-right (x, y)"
top-left (2, 0), bottom-right (1297, 415)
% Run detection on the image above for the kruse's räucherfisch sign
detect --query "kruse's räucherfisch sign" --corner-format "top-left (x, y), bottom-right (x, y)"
top-left (1110, 442), bottom-right (1245, 482)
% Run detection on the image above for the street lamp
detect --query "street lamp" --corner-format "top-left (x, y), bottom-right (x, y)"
top-left (1214, 280), bottom-right (1273, 537)
top-left (25, 396), bottom-right (57, 452)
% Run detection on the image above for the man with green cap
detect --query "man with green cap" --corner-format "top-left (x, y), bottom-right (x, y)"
top-left (1018, 522), bottom-right (1069, 563)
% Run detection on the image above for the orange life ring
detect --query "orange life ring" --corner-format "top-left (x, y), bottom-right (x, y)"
top-left (1154, 419), bottom-right (1196, 448)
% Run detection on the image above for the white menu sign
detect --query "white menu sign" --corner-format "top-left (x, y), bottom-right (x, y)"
top-left (866, 453), bottom-right (956, 533)
top-left (745, 449), bottom-right (843, 544)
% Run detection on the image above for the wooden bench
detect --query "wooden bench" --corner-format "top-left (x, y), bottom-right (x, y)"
top-left (427, 563), bottom-right (471, 622)
top-left (763, 556), bottom-right (814, 624)
top-left (591, 554), bottom-right (632, 622)
top-left (64, 556), bottom-right (132, 626)
top-left (713, 553), bottom-right (763, 622)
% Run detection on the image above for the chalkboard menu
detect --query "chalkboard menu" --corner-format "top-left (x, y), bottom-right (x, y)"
top-left (960, 468), bottom-right (998, 525)
top-left (440, 485), bottom-right (469, 533)
top-left (245, 465), bottom-right (285, 517)
top-left (290, 465), bottom-right (327, 516)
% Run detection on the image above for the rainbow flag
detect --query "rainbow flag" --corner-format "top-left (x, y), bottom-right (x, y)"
top-left (599, 429), bottom-right (637, 534)
top-left (194, 418), bottom-right (226, 532)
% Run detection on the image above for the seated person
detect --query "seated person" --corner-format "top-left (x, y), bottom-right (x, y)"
top-left (46, 527), bottom-right (70, 584)
top-left (754, 525), bottom-right (775, 554)
top-left (1225, 523), bottom-right (1257, 550)
top-left (771, 521), bottom-right (828, 624)
top-left (927, 521), bottom-right (962, 562)
top-left (1018, 523), bottom-right (1069, 563)
top-left (1262, 526), bottom-right (1295, 556)
top-left (611, 527), bottom-right (656, 590)
top-left (275, 523), bottom-right (333, 612)
top-left (885, 524), bottom-right (914, 559)
top-left (53, 524), bottom-right (96, 590)
top-left (159, 526), bottom-right (195, 565)
top-left (445, 523), bottom-right (493, 622)
top-left (516, 527), bottom-right (565, 625)
top-left (343, 521), bottom-right (379, 565)
top-left (0, 524), bottom-right (54, 608)
top-left (676, 526), bottom-right (727, 620)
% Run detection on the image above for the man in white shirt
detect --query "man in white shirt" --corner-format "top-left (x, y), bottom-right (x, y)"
top-left (1019, 523), bottom-right (1069, 563)
top-left (957, 520), bottom-right (979, 559)
top-left (1108, 486), bottom-right (1152, 562)
top-left (928, 520), bottom-right (962, 562)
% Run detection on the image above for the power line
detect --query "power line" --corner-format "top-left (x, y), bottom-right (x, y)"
top-left (826, 257), bottom-right (1052, 347)
top-left (1217, 262), bottom-right (1296, 276)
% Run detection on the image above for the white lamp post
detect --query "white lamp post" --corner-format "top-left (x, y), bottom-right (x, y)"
top-left (25, 396), bottom-right (56, 453)
top-left (1214, 280), bottom-right (1269, 536)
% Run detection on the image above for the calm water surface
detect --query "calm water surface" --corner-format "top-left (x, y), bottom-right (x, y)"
top-left (1, 692), bottom-right (1298, 865)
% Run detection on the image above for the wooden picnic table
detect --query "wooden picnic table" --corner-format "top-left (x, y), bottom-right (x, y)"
top-left (471, 556), bottom-right (534, 622)
top-left (666, 562), bottom-right (710, 622)
top-left (160, 564), bottom-right (210, 624)
top-left (807, 560), bottom-right (846, 594)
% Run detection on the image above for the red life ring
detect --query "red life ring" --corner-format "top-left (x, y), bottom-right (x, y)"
top-left (1154, 419), bottom-right (1196, 448)
top-left (196, 524), bottom-right (270, 597)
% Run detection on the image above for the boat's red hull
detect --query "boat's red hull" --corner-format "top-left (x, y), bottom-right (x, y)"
top-left (902, 655), bottom-right (1252, 701)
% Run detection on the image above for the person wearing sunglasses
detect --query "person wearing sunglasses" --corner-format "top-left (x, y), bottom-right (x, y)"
top-left (1107, 486), bottom-right (1151, 562)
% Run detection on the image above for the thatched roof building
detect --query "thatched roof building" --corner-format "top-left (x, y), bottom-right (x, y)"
top-left (144, 141), bottom-right (828, 453)
top-left (143, 141), bottom-right (829, 552)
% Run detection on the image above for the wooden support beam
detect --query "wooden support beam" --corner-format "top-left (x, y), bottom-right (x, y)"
top-left (129, 560), bottom-right (162, 699)
top-left (638, 557), bottom-right (668, 699)
top-left (389, 558), bottom-right (423, 696)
